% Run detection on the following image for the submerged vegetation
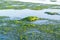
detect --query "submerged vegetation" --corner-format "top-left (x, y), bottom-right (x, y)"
top-left (0, 1), bottom-right (52, 10)
top-left (20, 16), bottom-right (47, 22)
top-left (0, 16), bottom-right (60, 40)
top-left (0, 0), bottom-right (60, 40)
top-left (45, 12), bottom-right (59, 15)
top-left (21, 16), bottom-right (39, 21)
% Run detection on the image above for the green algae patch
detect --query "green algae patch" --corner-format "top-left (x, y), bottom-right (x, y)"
top-left (30, 6), bottom-right (48, 10)
top-left (0, 16), bottom-right (60, 40)
top-left (0, 1), bottom-right (49, 10)
top-left (21, 16), bottom-right (39, 21)
top-left (20, 16), bottom-right (48, 22)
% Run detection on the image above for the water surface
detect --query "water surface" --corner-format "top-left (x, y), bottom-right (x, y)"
top-left (0, 9), bottom-right (60, 20)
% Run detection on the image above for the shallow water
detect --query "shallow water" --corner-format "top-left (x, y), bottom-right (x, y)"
top-left (0, 9), bottom-right (60, 20)
top-left (0, 8), bottom-right (60, 40)
top-left (0, 1), bottom-right (60, 40)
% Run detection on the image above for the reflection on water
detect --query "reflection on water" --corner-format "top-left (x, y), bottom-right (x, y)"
top-left (31, 20), bottom-right (53, 24)
top-left (0, 9), bottom-right (60, 20)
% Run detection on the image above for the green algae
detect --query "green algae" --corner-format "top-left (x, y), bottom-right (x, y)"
top-left (0, 16), bottom-right (60, 40)
top-left (0, 1), bottom-right (49, 10)
top-left (21, 16), bottom-right (39, 21)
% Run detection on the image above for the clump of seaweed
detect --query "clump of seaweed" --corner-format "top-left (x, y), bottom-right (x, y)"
top-left (20, 16), bottom-right (39, 21)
